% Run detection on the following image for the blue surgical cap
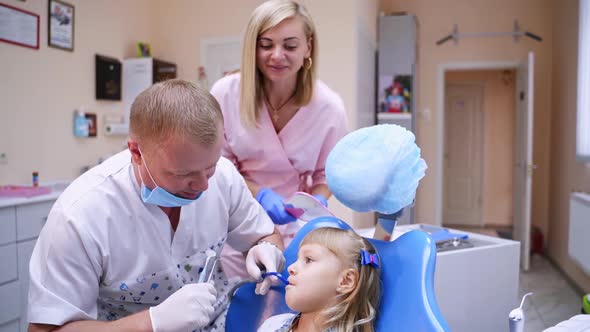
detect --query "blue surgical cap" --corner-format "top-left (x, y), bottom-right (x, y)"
top-left (326, 124), bottom-right (427, 214)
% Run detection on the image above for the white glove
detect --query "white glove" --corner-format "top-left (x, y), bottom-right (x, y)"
top-left (245, 242), bottom-right (286, 295)
top-left (149, 282), bottom-right (217, 332)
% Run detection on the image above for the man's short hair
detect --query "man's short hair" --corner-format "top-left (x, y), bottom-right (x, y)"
top-left (130, 79), bottom-right (223, 149)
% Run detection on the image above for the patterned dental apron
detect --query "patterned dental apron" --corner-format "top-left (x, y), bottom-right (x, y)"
top-left (96, 235), bottom-right (234, 332)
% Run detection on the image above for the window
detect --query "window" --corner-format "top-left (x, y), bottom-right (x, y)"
top-left (578, 0), bottom-right (590, 161)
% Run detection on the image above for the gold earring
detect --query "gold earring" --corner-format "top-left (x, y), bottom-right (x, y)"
top-left (305, 57), bottom-right (313, 70)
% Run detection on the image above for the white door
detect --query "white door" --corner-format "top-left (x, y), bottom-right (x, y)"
top-left (443, 83), bottom-right (484, 226)
top-left (513, 52), bottom-right (535, 271)
top-left (200, 36), bottom-right (241, 90)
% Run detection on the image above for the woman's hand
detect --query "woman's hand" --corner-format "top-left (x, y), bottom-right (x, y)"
top-left (256, 188), bottom-right (297, 225)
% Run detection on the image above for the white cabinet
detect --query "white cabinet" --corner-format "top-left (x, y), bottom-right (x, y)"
top-left (0, 244), bottom-right (17, 284)
top-left (378, 14), bottom-right (416, 80)
top-left (376, 15), bottom-right (418, 225)
top-left (16, 201), bottom-right (52, 241)
top-left (0, 208), bottom-right (16, 245)
top-left (0, 200), bottom-right (55, 332)
top-left (17, 240), bottom-right (36, 332)
top-left (0, 281), bottom-right (20, 329)
top-left (393, 225), bottom-right (520, 332)
top-left (0, 320), bottom-right (19, 332)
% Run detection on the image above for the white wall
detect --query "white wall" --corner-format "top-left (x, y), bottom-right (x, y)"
top-left (0, 0), bottom-right (156, 185)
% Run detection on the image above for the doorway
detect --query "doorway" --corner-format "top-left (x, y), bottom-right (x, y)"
top-left (435, 53), bottom-right (535, 271)
top-left (443, 70), bottom-right (516, 230)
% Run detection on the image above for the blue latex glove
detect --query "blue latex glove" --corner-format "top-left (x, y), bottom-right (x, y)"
top-left (313, 194), bottom-right (328, 207)
top-left (256, 188), bottom-right (296, 225)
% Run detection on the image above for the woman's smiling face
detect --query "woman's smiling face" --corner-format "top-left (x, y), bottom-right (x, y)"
top-left (256, 16), bottom-right (311, 84)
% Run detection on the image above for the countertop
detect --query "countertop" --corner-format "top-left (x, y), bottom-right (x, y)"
top-left (0, 182), bottom-right (68, 208)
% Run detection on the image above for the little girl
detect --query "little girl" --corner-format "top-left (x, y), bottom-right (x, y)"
top-left (258, 227), bottom-right (381, 332)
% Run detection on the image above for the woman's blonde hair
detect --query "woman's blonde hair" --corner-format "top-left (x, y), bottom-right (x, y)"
top-left (240, 0), bottom-right (317, 128)
top-left (299, 228), bottom-right (381, 332)
top-left (129, 79), bottom-right (223, 150)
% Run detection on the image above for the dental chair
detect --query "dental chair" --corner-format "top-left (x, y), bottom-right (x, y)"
top-left (226, 216), bottom-right (451, 331)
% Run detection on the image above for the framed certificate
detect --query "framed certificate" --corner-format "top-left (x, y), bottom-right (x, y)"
top-left (0, 2), bottom-right (40, 49)
top-left (48, 0), bottom-right (74, 51)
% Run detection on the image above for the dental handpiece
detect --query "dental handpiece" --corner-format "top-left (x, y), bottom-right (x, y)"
top-left (198, 249), bottom-right (217, 283)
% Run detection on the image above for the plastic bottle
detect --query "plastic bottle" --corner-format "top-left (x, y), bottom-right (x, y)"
top-left (32, 171), bottom-right (39, 187)
top-left (74, 108), bottom-right (89, 137)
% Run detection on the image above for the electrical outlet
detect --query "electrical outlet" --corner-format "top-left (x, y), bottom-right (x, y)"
top-left (0, 152), bottom-right (7, 164)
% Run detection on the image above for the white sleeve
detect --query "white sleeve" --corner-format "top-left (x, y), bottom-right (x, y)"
top-left (222, 158), bottom-right (275, 252)
top-left (257, 313), bottom-right (296, 332)
top-left (28, 202), bottom-right (102, 326)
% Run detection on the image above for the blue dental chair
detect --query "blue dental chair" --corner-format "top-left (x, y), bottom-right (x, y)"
top-left (226, 216), bottom-right (451, 332)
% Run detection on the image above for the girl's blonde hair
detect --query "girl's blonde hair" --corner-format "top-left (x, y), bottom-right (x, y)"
top-left (240, 0), bottom-right (317, 128)
top-left (129, 79), bottom-right (223, 150)
top-left (300, 228), bottom-right (381, 332)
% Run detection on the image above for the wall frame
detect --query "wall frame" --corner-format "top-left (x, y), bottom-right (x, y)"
top-left (0, 2), bottom-right (39, 49)
top-left (48, 0), bottom-right (74, 51)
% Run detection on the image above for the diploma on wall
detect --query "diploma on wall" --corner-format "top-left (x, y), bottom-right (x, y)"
top-left (0, 3), bottom-right (40, 49)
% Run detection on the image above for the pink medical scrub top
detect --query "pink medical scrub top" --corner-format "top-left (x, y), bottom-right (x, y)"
top-left (210, 73), bottom-right (348, 198)
top-left (211, 73), bottom-right (348, 279)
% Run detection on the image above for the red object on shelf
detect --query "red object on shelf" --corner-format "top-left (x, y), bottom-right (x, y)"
top-left (0, 185), bottom-right (52, 198)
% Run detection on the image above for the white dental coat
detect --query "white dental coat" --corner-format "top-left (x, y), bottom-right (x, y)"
top-left (28, 150), bottom-right (274, 330)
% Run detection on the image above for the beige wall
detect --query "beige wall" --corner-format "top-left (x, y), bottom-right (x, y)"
top-left (0, 0), bottom-right (156, 184)
top-left (446, 70), bottom-right (515, 227)
top-left (381, 0), bottom-right (553, 236)
top-left (0, 0), bottom-right (377, 227)
top-left (150, 0), bottom-right (378, 227)
top-left (150, 0), bottom-right (375, 129)
top-left (549, 0), bottom-right (590, 293)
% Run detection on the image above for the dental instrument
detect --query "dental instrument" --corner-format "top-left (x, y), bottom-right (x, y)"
top-left (198, 249), bottom-right (217, 283)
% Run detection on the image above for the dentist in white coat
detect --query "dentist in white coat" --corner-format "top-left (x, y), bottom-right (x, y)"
top-left (27, 79), bottom-right (284, 332)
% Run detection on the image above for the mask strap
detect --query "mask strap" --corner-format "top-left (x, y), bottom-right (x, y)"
top-left (138, 147), bottom-right (159, 188)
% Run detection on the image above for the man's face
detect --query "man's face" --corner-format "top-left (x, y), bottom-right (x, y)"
top-left (285, 243), bottom-right (344, 313)
top-left (138, 129), bottom-right (223, 199)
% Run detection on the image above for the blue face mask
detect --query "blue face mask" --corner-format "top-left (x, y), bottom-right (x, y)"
top-left (138, 149), bottom-right (202, 207)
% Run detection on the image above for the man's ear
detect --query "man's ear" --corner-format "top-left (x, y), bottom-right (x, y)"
top-left (128, 140), bottom-right (142, 164)
top-left (336, 268), bottom-right (358, 295)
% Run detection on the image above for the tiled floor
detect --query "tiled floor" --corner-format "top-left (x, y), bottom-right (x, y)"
top-left (520, 255), bottom-right (584, 331)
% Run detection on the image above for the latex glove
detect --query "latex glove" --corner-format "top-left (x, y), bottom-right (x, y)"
top-left (149, 282), bottom-right (217, 332)
top-left (313, 194), bottom-right (328, 207)
top-left (256, 188), bottom-right (296, 225)
top-left (246, 242), bottom-right (286, 295)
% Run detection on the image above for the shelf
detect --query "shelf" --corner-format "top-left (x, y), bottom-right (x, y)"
top-left (377, 113), bottom-right (412, 120)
